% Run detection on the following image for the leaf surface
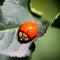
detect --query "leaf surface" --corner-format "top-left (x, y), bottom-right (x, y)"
top-left (0, 0), bottom-right (49, 58)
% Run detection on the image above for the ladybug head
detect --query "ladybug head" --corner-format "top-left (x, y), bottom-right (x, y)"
top-left (17, 31), bottom-right (30, 43)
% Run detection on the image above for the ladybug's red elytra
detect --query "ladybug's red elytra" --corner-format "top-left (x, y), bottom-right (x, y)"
top-left (17, 21), bottom-right (38, 43)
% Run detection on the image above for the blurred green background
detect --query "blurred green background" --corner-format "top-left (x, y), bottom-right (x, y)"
top-left (30, 0), bottom-right (60, 22)
top-left (0, 0), bottom-right (60, 60)
top-left (30, 0), bottom-right (60, 60)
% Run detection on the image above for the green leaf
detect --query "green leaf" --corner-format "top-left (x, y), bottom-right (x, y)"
top-left (0, 55), bottom-right (9, 60)
top-left (0, 0), bottom-right (49, 58)
top-left (0, 0), bottom-right (34, 57)
top-left (4, 0), bottom-right (29, 8)
top-left (18, 0), bottom-right (29, 8)
top-left (0, 0), bottom-right (33, 30)
top-left (0, 28), bottom-right (35, 57)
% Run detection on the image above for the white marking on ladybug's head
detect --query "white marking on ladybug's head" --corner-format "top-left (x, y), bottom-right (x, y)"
top-left (19, 32), bottom-right (29, 42)
top-left (24, 37), bottom-right (29, 41)
top-left (19, 32), bottom-right (22, 37)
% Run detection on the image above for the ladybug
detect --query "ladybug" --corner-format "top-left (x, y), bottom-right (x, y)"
top-left (17, 21), bottom-right (38, 43)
